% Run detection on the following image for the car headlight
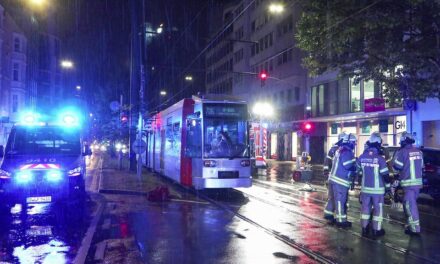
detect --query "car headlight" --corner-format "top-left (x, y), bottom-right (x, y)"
top-left (68, 167), bottom-right (82, 177)
top-left (0, 169), bottom-right (11, 179)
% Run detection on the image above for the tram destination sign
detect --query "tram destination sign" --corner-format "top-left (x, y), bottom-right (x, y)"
top-left (204, 104), bottom-right (247, 118)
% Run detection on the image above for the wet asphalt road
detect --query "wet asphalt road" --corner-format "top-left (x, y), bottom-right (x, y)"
top-left (130, 161), bottom-right (440, 264)
top-left (3, 154), bottom-right (439, 263)
top-left (0, 158), bottom-right (98, 264)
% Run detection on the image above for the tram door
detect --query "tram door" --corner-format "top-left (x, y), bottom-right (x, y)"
top-left (160, 129), bottom-right (165, 172)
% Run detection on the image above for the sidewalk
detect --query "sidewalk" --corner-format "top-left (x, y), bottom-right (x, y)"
top-left (99, 156), bottom-right (181, 198)
top-left (265, 159), bottom-right (327, 184)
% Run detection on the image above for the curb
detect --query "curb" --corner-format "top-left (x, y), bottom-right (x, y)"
top-left (98, 189), bottom-right (148, 196)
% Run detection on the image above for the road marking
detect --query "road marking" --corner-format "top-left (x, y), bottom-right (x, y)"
top-left (94, 241), bottom-right (107, 261)
top-left (73, 194), bottom-right (105, 264)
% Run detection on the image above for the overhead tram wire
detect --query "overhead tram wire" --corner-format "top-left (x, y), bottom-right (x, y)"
top-left (154, 0), bottom-right (259, 110)
top-left (147, 1), bottom-right (210, 91)
top-left (155, 0), bottom-right (380, 112)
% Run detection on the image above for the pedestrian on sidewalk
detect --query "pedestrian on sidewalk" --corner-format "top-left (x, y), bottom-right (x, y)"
top-left (357, 132), bottom-right (390, 238)
top-left (324, 133), bottom-right (357, 228)
top-left (324, 132), bottom-right (347, 220)
top-left (393, 132), bottom-right (424, 236)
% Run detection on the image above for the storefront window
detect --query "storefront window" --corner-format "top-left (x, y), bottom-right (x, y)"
top-left (364, 80), bottom-right (375, 100)
top-left (271, 133), bottom-right (277, 159)
top-left (350, 79), bottom-right (361, 112)
top-left (291, 132), bottom-right (297, 160)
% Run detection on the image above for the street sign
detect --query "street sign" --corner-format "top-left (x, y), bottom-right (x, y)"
top-left (132, 139), bottom-right (147, 154)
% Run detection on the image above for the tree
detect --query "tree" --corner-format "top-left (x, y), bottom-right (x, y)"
top-left (295, 0), bottom-right (440, 102)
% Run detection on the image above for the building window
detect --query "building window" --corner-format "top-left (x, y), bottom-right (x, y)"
top-left (295, 87), bottom-right (300, 101)
top-left (234, 48), bottom-right (244, 63)
top-left (288, 89), bottom-right (293, 102)
top-left (12, 95), bottom-right (18, 113)
top-left (350, 79), bottom-right (361, 112)
top-left (311, 85), bottom-right (325, 117)
top-left (364, 80), bottom-right (375, 100)
top-left (13, 63), bottom-right (19, 81)
top-left (14, 37), bottom-right (20, 52)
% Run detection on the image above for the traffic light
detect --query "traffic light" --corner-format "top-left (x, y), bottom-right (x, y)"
top-left (301, 122), bottom-right (314, 134)
top-left (259, 71), bottom-right (268, 86)
top-left (121, 114), bottom-right (128, 124)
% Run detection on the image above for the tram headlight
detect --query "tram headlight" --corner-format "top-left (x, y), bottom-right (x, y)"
top-left (240, 160), bottom-right (250, 167)
top-left (203, 160), bottom-right (217, 167)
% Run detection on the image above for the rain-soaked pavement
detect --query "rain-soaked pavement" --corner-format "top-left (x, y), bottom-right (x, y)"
top-left (93, 157), bottom-right (440, 264)
top-left (0, 156), bottom-right (99, 264)
top-left (3, 154), bottom-right (440, 263)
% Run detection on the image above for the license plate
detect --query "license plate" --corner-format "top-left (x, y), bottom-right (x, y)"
top-left (26, 226), bottom-right (53, 237)
top-left (26, 196), bottom-right (52, 203)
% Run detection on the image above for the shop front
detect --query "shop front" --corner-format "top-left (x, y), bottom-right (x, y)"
top-left (322, 109), bottom-right (407, 156)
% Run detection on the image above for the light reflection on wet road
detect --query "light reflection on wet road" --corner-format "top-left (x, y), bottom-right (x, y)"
top-left (0, 201), bottom-right (89, 263)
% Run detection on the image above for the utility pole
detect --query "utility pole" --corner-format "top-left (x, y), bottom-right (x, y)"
top-left (129, 0), bottom-right (141, 171)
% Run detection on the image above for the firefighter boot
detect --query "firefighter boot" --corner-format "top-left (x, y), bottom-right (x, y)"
top-left (336, 221), bottom-right (352, 228)
top-left (362, 228), bottom-right (369, 237)
top-left (373, 229), bottom-right (385, 238)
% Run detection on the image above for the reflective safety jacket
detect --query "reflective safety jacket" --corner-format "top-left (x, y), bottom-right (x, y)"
top-left (393, 145), bottom-right (424, 188)
top-left (323, 145), bottom-right (339, 172)
top-left (357, 148), bottom-right (389, 194)
top-left (329, 146), bottom-right (356, 188)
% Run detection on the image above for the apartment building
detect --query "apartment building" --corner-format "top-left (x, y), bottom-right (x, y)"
top-left (0, 4), bottom-right (28, 146)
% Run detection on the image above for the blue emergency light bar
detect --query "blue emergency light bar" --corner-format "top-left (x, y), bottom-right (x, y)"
top-left (18, 109), bottom-right (82, 127)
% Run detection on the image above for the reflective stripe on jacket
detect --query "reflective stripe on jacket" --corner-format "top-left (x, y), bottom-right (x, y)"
top-left (393, 145), bottom-right (423, 187)
top-left (357, 148), bottom-right (389, 194)
top-left (329, 146), bottom-right (356, 188)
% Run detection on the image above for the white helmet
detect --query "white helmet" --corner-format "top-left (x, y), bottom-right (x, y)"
top-left (338, 131), bottom-right (347, 141)
top-left (368, 132), bottom-right (382, 144)
top-left (342, 133), bottom-right (357, 144)
top-left (400, 131), bottom-right (415, 146)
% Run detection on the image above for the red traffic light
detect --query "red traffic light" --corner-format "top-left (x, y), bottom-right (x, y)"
top-left (302, 122), bottom-right (314, 133)
top-left (259, 71), bottom-right (268, 80)
top-left (121, 115), bottom-right (128, 122)
top-left (305, 123), bottom-right (312, 130)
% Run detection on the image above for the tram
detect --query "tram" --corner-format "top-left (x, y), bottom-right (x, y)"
top-left (144, 95), bottom-right (252, 189)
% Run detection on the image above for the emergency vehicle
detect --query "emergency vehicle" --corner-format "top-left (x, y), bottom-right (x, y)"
top-left (0, 111), bottom-right (90, 211)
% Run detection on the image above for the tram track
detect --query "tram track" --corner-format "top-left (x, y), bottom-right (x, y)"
top-left (235, 183), bottom-right (440, 264)
top-left (255, 178), bottom-right (440, 220)
top-left (197, 191), bottom-right (338, 264)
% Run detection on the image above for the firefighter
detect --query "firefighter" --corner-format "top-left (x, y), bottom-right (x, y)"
top-left (357, 132), bottom-right (390, 238)
top-left (323, 132), bottom-right (347, 220)
top-left (325, 133), bottom-right (357, 228)
top-left (393, 132), bottom-right (423, 235)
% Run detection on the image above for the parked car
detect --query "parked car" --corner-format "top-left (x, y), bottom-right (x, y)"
top-left (421, 147), bottom-right (440, 200)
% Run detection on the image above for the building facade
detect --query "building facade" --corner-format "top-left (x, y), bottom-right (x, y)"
top-left (0, 4), bottom-right (28, 146)
top-left (306, 71), bottom-right (406, 162)
top-left (206, 0), bottom-right (308, 161)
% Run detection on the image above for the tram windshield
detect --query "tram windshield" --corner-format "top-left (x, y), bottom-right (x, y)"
top-left (203, 104), bottom-right (249, 159)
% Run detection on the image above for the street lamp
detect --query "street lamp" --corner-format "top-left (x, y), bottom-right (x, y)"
top-left (61, 60), bottom-right (74, 69)
top-left (252, 102), bottom-right (274, 159)
top-left (76, 85), bottom-right (81, 91)
top-left (268, 3), bottom-right (285, 14)
top-left (160, 90), bottom-right (167, 96)
top-left (29, 0), bottom-right (46, 7)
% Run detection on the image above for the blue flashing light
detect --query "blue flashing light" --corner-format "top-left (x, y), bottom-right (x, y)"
top-left (63, 114), bottom-right (78, 126)
top-left (19, 112), bottom-right (40, 126)
top-left (46, 170), bottom-right (62, 182)
top-left (16, 171), bottom-right (33, 184)
top-left (57, 109), bottom-right (82, 127)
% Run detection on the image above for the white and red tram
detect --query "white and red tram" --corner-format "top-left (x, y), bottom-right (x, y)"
top-left (144, 95), bottom-right (252, 189)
